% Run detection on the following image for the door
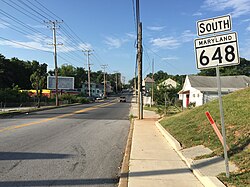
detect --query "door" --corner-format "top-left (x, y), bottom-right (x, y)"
top-left (186, 94), bottom-right (189, 107)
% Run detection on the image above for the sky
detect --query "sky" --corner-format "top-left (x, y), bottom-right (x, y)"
top-left (1, 0), bottom-right (250, 83)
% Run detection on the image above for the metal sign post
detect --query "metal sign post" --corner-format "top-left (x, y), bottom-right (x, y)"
top-left (216, 66), bottom-right (230, 178)
top-left (195, 14), bottom-right (239, 178)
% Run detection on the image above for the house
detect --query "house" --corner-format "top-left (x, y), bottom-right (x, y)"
top-left (142, 77), bottom-right (154, 94)
top-left (81, 82), bottom-right (103, 97)
top-left (158, 78), bottom-right (179, 89)
top-left (178, 75), bottom-right (250, 108)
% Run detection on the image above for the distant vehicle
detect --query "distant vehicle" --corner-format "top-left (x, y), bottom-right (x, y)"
top-left (119, 96), bottom-right (126, 102)
top-left (86, 96), bottom-right (95, 102)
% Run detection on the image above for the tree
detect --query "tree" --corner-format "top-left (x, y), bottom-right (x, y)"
top-left (30, 62), bottom-right (48, 108)
top-left (154, 84), bottom-right (181, 106)
top-left (198, 57), bottom-right (250, 76)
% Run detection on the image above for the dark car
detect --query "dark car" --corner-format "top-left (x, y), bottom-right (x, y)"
top-left (119, 96), bottom-right (126, 102)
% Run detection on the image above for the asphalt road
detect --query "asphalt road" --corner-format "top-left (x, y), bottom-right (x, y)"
top-left (0, 96), bottom-right (131, 187)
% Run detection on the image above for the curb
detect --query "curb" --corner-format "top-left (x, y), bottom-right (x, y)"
top-left (0, 103), bottom-right (88, 118)
top-left (155, 120), bottom-right (226, 187)
top-left (118, 108), bottom-right (135, 187)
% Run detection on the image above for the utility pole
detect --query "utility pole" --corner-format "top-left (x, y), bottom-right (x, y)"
top-left (136, 0), bottom-right (143, 119)
top-left (46, 20), bottom-right (63, 106)
top-left (101, 64), bottom-right (108, 97)
top-left (114, 71), bottom-right (119, 93)
top-left (83, 50), bottom-right (93, 97)
top-left (134, 61), bottom-right (137, 103)
top-left (151, 58), bottom-right (154, 107)
top-left (137, 22), bottom-right (143, 119)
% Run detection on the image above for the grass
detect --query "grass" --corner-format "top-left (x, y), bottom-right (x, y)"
top-left (144, 105), bottom-right (182, 116)
top-left (159, 87), bottom-right (250, 187)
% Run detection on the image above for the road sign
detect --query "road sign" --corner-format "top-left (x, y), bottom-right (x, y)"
top-left (47, 76), bottom-right (74, 90)
top-left (197, 15), bottom-right (231, 36)
top-left (195, 32), bottom-right (239, 69)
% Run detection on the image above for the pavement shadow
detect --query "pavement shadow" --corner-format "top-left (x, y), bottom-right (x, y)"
top-left (0, 152), bottom-right (73, 160)
top-left (120, 168), bottom-right (192, 178)
top-left (0, 178), bottom-right (118, 186)
top-left (192, 156), bottom-right (223, 169)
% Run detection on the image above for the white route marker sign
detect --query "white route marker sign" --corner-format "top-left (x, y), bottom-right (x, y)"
top-left (195, 32), bottom-right (239, 69)
top-left (197, 15), bottom-right (231, 36)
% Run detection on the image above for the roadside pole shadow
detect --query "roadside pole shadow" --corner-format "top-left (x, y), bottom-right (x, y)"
top-left (120, 168), bottom-right (192, 178)
top-left (0, 152), bottom-right (73, 160)
top-left (0, 178), bottom-right (119, 186)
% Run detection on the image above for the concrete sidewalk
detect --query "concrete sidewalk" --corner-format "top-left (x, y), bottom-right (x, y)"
top-left (128, 100), bottom-right (203, 187)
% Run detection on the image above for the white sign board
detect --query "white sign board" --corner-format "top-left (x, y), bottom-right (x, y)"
top-left (197, 15), bottom-right (231, 36)
top-left (47, 76), bottom-right (74, 90)
top-left (195, 32), bottom-right (239, 69)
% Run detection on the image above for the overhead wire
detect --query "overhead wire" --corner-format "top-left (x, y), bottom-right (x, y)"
top-left (0, 36), bottom-right (52, 53)
top-left (1, 0), bottom-right (108, 72)
top-left (2, 0), bottom-right (42, 24)
top-left (143, 44), bottom-right (186, 75)
top-left (17, 0), bottom-right (49, 20)
top-left (0, 8), bottom-right (51, 40)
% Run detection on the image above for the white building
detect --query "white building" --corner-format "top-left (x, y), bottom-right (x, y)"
top-left (158, 78), bottom-right (179, 89)
top-left (178, 75), bottom-right (250, 108)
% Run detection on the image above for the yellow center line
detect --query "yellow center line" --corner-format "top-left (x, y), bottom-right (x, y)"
top-left (0, 101), bottom-right (117, 133)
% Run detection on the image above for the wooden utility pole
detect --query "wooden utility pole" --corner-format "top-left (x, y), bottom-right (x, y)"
top-left (137, 22), bottom-right (143, 119)
top-left (114, 71), bottom-right (118, 93)
top-left (134, 61), bottom-right (137, 103)
top-left (151, 58), bottom-right (154, 106)
top-left (83, 50), bottom-right (93, 97)
top-left (101, 64), bottom-right (108, 97)
top-left (46, 20), bottom-right (63, 106)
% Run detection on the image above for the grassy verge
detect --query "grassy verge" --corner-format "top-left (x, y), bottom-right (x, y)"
top-left (160, 87), bottom-right (250, 187)
top-left (144, 105), bottom-right (182, 116)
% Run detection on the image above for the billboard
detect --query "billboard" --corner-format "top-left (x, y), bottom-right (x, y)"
top-left (47, 76), bottom-right (74, 90)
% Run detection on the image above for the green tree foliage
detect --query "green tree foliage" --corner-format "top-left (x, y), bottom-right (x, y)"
top-left (0, 86), bottom-right (30, 105)
top-left (57, 64), bottom-right (86, 89)
top-left (154, 84), bottom-right (181, 106)
top-left (30, 61), bottom-right (47, 108)
top-left (0, 54), bottom-right (47, 89)
top-left (198, 57), bottom-right (250, 76)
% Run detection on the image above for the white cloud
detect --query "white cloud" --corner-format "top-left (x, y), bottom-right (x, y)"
top-left (126, 33), bottom-right (136, 39)
top-left (202, 0), bottom-right (250, 17)
top-left (78, 43), bottom-right (92, 50)
top-left (240, 39), bottom-right (250, 59)
top-left (162, 56), bottom-right (179, 61)
top-left (0, 20), bottom-right (10, 29)
top-left (147, 26), bottom-right (165, 31)
top-left (149, 30), bottom-right (196, 50)
top-left (0, 39), bottom-right (52, 52)
top-left (246, 25), bottom-right (250, 31)
top-left (104, 36), bottom-right (127, 49)
top-left (181, 30), bottom-right (196, 42)
top-left (150, 37), bottom-right (180, 49)
top-left (193, 12), bottom-right (203, 16)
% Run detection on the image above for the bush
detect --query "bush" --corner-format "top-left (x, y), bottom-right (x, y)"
top-left (76, 97), bottom-right (89, 104)
top-left (0, 87), bottom-right (30, 103)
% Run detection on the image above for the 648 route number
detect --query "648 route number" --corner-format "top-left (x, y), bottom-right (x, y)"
top-left (200, 45), bottom-right (235, 66)
top-left (195, 33), bottom-right (239, 69)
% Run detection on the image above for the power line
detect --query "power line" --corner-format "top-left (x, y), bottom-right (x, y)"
top-left (25, 0), bottom-right (55, 20)
top-left (33, 0), bottom-right (61, 20)
top-left (17, 0), bottom-right (49, 20)
top-left (0, 9), bottom-right (51, 40)
top-left (2, 0), bottom-right (42, 23)
top-left (0, 36), bottom-right (52, 53)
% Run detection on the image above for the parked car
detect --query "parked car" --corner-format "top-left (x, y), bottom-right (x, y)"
top-left (119, 96), bottom-right (126, 102)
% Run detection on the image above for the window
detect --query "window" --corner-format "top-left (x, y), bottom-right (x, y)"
top-left (193, 94), bottom-right (195, 97)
